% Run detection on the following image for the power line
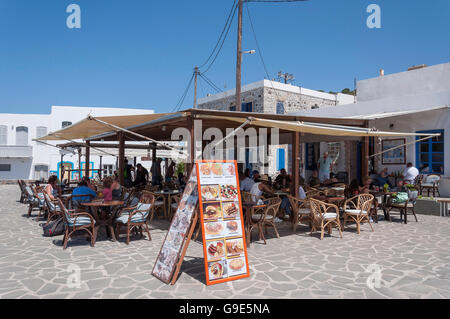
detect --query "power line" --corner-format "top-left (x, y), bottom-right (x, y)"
top-left (201, 2), bottom-right (239, 74)
top-left (200, 73), bottom-right (223, 93)
top-left (171, 72), bottom-right (195, 112)
top-left (245, 1), bottom-right (282, 101)
top-left (198, 0), bottom-right (238, 69)
top-left (246, 0), bottom-right (308, 3)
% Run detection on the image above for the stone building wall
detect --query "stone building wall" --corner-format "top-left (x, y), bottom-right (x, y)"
top-left (198, 86), bottom-right (338, 114)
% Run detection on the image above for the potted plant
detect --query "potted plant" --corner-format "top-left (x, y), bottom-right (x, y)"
top-left (405, 184), bottom-right (418, 200)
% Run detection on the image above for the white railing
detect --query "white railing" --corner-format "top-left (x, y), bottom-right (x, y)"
top-left (0, 146), bottom-right (33, 158)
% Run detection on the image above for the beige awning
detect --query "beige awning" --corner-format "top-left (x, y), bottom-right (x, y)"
top-left (195, 114), bottom-right (441, 137)
top-left (37, 113), bottom-right (173, 141)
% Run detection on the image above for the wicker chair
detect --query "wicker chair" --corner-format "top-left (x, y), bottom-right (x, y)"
top-left (58, 198), bottom-right (96, 250)
top-left (18, 180), bottom-right (27, 203)
top-left (114, 191), bottom-right (155, 244)
top-left (248, 197), bottom-right (281, 244)
top-left (169, 194), bottom-right (181, 221)
top-left (310, 198), bottom-right (343, 240)
top-left (419, 174), bottom-right (441, 197)
top-left (288, 195), bottom-right (312, 232)
top-left (387, 197), bottom-right (418, 224)
top-left (25, 185), bottom-right (46, 220)
top-left (343, 194), bottom-right (374, 234)
top-left (147, 191), bottom-right (166, 221)
top-left (43, 192), bottom-right (62, 225)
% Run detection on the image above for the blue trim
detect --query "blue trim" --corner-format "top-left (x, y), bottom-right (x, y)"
top-left (80, 161), bottom-right (98, 179)
top-left (57, 162), bottom-right (75, 180)
top-left (416, 129), bottom-right (444, 174)
top-left (277, 148), bottom-right (285, 170)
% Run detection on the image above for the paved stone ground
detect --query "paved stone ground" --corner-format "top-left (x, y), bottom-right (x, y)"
top-left (0, 185), bottom-right (449, 299)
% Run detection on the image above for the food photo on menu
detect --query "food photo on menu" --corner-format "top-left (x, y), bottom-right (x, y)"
top-left (225, 238), bottom-right (245, 257)
top-left (206, 239), bottom-right (225, 261)
top-left (202, 202), bottom-right (222, 220)
top-left (204, 221), bottom-right (225, 239)
top-left (208, 260), bottom-right (226, 281)
top-left (224, 220), bottom-right (242, 237)
top-left (201, 185), bottom-right (220, 201)
top-left (222, 201), bottom-right (239, 219)
top-left (220, 184), bottom-right (238, 200)
top-left (226, 257), bottom-right (247, 276)
top-left (222, 163), bottom-right (236, 176)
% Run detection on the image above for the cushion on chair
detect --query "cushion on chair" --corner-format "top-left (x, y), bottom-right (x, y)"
top-left (67, 216), bottom-right (94, 227)
top-left (392, 203), bottom-right (414, 208)
top-left (322, 213), bottom-right (337, 219)
top-left (251, 214), bottom-right (274, 221)
top-left (115, 214), bottom-right (146, 224)
top-left (298, 208), bottom-right (311, 215)
top-left (154, 200), bottom-right (164, 206)
top-left (345, 209), bottom-right (368, 215)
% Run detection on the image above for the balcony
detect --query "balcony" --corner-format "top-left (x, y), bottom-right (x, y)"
top-left (0, 146), bottom-right (33, 158)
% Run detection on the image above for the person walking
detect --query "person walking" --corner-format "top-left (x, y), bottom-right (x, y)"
top-left (317, 151), bottom-right (339, 183)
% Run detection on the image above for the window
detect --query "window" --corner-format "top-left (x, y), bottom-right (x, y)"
top-left (241, 102), bottom-right (253, 113)
top-left (34, 165), bottom-right (49, 180)
top-left (62, 121), bottom-right (72, 128)
top-left (0, 125), bottom-right (7, 145)
top-left (36, 126), bottom-right (48, 139)
top-left (276, 102), bottom-right (285, 115)
top-left (416, 130), bottom-right (444, 174)
top-left (0, 164), bottom-right (11, 171)
top-left (103, 164), bottom-right (114, 176)
top-left (15, 126), bottom-right (28, 146)
top-left (327, 142), bottom-right (341, 159)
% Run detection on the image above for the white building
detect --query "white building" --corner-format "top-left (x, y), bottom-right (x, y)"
top-left (0, 106), bottom-right (155, 181)
top-left (295, 62), bottom-right (450, 178)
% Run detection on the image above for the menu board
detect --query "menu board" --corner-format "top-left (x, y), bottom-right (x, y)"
top-left (152, 168), bottom-right (199, 284)
top-left (196, 160), bottom-right (250, 285)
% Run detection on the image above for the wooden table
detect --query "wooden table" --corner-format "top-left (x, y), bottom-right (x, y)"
top-left (437, 198), bottom-right (450, 217)
top-left (81, 200), bottom-right (124, 241)
top-left (59, 194), bottom-right (72, 208)
top-left (370, 191), bottom-right (396, 221)
top-left (154, 190), bottom-right (180, 219)
top-left (242, 202), bottom-right (267, 246)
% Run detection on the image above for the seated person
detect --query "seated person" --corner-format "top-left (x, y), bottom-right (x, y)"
top-left (102, 177), bottom-right (114, 202)
top-left (323, 177), bottom-right (340, 186)
top-left (133, 163), bottom-right (149, 187)
top-left (240, 168), bottom-right (255, 192)
top-left (250, 175), bottom-right (275, 205)
top-left (344, 179), bottom-right (360, 198)
top-left (280, 177), bottom-right (307, 218)
top-left (359, 176), bottom-right (376, 194)
top-left (392, 180), bottom-right (407, 193)
top-left (274, 168), bottom-right (291, 190)
top-left (252, 170), bottom-right (260, 182)
top-left (72, 180), bottom-right (97, 207)
top-left (177, 172), bottom-right (187, 191)
top-left (308, 170), bottom-right (321, 187)
top-left (111, 176), bottom-right (122, 200)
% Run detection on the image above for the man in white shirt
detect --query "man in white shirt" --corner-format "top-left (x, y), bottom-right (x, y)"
top-left (402, 163), bottom-right (419, 184)
top-left (240, 169), bottom-right (255, 192)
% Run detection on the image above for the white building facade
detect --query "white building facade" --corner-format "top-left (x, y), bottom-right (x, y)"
top-left (0, 106), bottom-right (154, 181)
top-left (296, 62), bottom-right (450, 179)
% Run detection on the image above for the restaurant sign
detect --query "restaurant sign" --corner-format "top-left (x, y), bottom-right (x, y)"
top-left (152, 160), bottom-right (249, 285)
top-left (196, 160), bottom-right (250, 285)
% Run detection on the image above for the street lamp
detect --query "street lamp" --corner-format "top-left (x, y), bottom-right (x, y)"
top-left (242, 50), bottom-right (256, 62)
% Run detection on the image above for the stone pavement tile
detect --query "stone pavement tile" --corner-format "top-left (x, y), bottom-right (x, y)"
top-left (265, 271), bottom-right (291, 282)
top-left (36, 283), bottom-right (60, 295)
top-left (86, 278), bottom-right (112, 290)
top-left (269, 283), bottom-right (297, 292)
top-left (0, 289), bottom-right (28, 299)
top-left (21, 278), bottom-right (46, 292)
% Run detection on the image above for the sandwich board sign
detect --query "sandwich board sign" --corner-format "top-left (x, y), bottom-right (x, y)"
top-left (152, 160), bottom-right (250, 285)
top-left (196, 160), bottom-right (250, 285)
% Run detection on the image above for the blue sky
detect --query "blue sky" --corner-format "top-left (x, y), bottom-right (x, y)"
top-left (1, 0), bottom-right (449, 114)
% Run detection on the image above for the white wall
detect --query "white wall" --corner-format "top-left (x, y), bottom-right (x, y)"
top-left (0, 106), bottom-right (155, 180)
top-left (357, 63), bottom-right (450, 102)
top-left (372, 108), bottom-right (449, 175)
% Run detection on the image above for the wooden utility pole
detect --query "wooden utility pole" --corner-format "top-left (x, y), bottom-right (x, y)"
top-left (235, 0), bottom-right (243, 112)
top-left (118, 132), bottom-right (125, 186)
top-left (194, 67), bottom-right (199, 108)
top-left (85, 141), bottom-right (90, 179)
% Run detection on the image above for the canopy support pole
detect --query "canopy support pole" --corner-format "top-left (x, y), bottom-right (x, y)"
top-left (291, 132), bottom-right (300, 197)
top-left (85, 141), bottom-right (90, 179)
top-left (118, 132), bottom-right (125, 186)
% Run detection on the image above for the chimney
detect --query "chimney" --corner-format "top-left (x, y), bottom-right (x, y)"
top-left (379, 69), bottom-right (384, 77)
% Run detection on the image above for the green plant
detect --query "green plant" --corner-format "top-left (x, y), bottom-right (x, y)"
top-left (405, 184), bottom-right (417, 191)
top-left (176, 162), bottom-right (185, 176)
